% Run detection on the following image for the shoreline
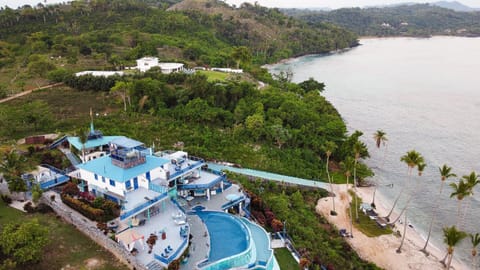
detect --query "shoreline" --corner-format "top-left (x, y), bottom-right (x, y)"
top-left (316, 184), bottom-right (469, 270)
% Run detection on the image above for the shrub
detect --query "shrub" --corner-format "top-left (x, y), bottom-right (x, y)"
top-left (36, 203), bottom-right (53, 213)
top-left (23, 202), bottom-right (35, 213)
top-left (62, 182), bottom-right (80, 197)
top-left (61, 194), bottom-right (105, 221)
top-left (1, 194), bottom-right (12, 204)
top-left (271, 218), bottom-right (283, 232)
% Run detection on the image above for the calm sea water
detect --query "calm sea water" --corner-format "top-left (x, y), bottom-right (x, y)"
top-left (269, 37), bottom-right (480, 264)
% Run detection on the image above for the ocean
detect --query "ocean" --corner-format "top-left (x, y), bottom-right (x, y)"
top-left (268, 36), bottom-right (480, 265)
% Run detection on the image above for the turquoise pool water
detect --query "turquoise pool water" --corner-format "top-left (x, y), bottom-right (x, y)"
top-left (196, 211), bottom-right (249, 262)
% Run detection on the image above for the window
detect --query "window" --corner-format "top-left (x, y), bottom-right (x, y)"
top-left (94, 174), bottom-right (98, 180)
top-left (102, 176), bottom-right (105, 183)
top-left (125, 180), bottom-right (131, 190)
top-left (109, 179), bottom-right (116, 187)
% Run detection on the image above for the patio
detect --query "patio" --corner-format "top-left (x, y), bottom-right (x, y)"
top-left (115, 199), bottom-right (190, 268)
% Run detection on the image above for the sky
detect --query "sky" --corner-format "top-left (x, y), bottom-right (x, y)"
top-left (1, 0), bottom-right (480, 9)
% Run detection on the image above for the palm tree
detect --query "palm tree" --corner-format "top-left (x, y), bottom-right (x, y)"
top-left (340, 156), bottom-right (355, 237)
top-left (0, 149), bottom-right (28, 199)
top-left (373, 130), bottom-right (388, 149)
top-left (421, 164), bottom-right (456, 255)
top-left (353, 141), bottom-right (364, 222)
top-left (470, 233), bottom-right (480, 269)
top-left (443, 226), bottom-right (467, 270)
top-left (77, 128), bottom-right (88, 163)
top-left (340, 157), bottom-right (354, 190)
top-left (449, 179), bottom-right (471, 226)
top-left (459, 171), bottom-right (479, 229)
top-left (385, 150), bottom-right (423, 221)
top-left (390, 161), bottom-right (426, 224)
top-left (324, 141), bottom-right (337, 215)
top-left (371, 130), bottom-right (388, 208)
top-left (396, 161), bottom-right (425, 253)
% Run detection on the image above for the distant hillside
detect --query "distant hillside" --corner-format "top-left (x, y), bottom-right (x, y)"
top-left (0, 0), bottom-right (358, 91)
top-left (283, 4), bottom-right (480, 37)
top-left (432, 1), bottom-right (480, 12)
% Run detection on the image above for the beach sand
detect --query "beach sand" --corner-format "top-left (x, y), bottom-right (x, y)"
top-left (316, 184), bottom-right (469, 270)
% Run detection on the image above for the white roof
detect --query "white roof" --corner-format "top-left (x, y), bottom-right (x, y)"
top-left (137, 57), bottom-right (158, 61)
top-left (75, 71), bottom-right (124, 77)
top-left (158, 63), bottom-right (184, 70)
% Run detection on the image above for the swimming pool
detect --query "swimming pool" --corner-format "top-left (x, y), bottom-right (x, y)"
top-left (196, 211), bottom-right (249, 262)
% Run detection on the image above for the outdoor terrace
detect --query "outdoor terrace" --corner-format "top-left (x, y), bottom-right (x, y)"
top-left (116, 200), bottom-right (191, 268)
top-left (178, 170), bottom-right (226, 190)
top-left (120, 187), bottom-right (169, 221)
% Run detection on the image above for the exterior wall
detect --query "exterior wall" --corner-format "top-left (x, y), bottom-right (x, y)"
top-left (136, 58), bottom-right (159, 72)
top-left (79, 169), bottom-right (126, 197)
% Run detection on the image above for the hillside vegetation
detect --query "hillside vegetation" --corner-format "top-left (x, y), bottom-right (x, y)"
top-left (0, 0), bottom-right (357, 93)
top-left (283, 4), bottom-right (480, 37)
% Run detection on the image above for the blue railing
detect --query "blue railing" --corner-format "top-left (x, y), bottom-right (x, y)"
top-left (120, 192), bottom-right (168, 220)
top-left (49, 135), bottom-right (68, 149)
top-left (149, 182), bottom-right (167, 194)
top-left (221, 196), bottom-right (245, 210)
top-left (178, 174), bottom-right (226, 190)
top-left (40, 164), bottom-right (66, 175)
top-left (168, 160), bottom-right (203, 180)
top-left (154, 235), bottom-right (189, 264)
top-left (39, 175), bottom-right (69, 190)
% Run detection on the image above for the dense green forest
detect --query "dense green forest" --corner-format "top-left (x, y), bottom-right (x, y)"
top-left (283, 4), bottom-right (480, 37)
top-left (0, 0), bottom-right (357, 93)
top-left (0, 1), bottom-right (379, 269)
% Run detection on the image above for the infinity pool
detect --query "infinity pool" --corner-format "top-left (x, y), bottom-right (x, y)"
top-left (196, 211), bottom-right (249, 262)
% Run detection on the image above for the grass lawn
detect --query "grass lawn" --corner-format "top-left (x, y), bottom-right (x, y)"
top-left (197, 70), bottom-right (229, 82)
top-left (274, 247), bottom-right (298, 270)
top-left (0, 200), bottom-right (128, 270)
top-left (348, 190), bottom-right (392, 237)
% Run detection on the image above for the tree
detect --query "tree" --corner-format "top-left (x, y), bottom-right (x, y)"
top-left (269, 124), bottom-right (290, 149)
top-left (470, 233), bottom-right (480, 269)
top-left (323, 141), bottom-right (337, 215)
top-left (0, 149), bottom-right (28, 197)
top-left (459, 171), bottom-right (479, 229)
top-left (449, 179), bottom-right (471, 226)
top-left (110, 81), bottom-right (133, 112)
top-left (77, 128), bottom-right (88, 163)
top-left (31, 183), bottom-right (43, 205)
top-left (373, 130), bottom-right (387, 149)
top-left (231, 46), bottom-right (252, 69)
top-left (396, 160), bottom-right (425, 253)
top-left (442, 226), bottom-right (467, 270)
top-left (385, 150), bottom-right (423, 221)
top-left (421, 164), bottom-right (456, 255)
top-left (340, 156), bottom-right (354, 237)
top-left (371, 130), bottom-right (388, 207)
top-left (352, 140), bottom-right (365, 222)
top-left (298, 77), bottom-right (325, 93)
top-left (0, 219), bottom-right (49, 265)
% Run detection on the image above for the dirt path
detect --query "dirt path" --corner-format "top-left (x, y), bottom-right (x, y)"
top-left (0, 82), bottom-right (64, 104)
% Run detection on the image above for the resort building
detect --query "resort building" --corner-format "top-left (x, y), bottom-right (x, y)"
top-left (48, 118), bottom-right (278, 269)
top-left (75, 71), bottom-right (125, 77)
top-left (134, 57), bottom-right (184, 74)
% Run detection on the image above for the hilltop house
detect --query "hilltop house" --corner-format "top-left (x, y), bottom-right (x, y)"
top-left (134, 57), bottom-right (184, 74)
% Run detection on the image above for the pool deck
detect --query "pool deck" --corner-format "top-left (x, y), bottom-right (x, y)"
top-left (179, 184), bottom-right (245, 270)
top-left (115, 200), bottom-right (190, 268)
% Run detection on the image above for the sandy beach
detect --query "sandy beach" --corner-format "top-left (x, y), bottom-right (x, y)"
top-left (316, 184), bottom-right (469, 270)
